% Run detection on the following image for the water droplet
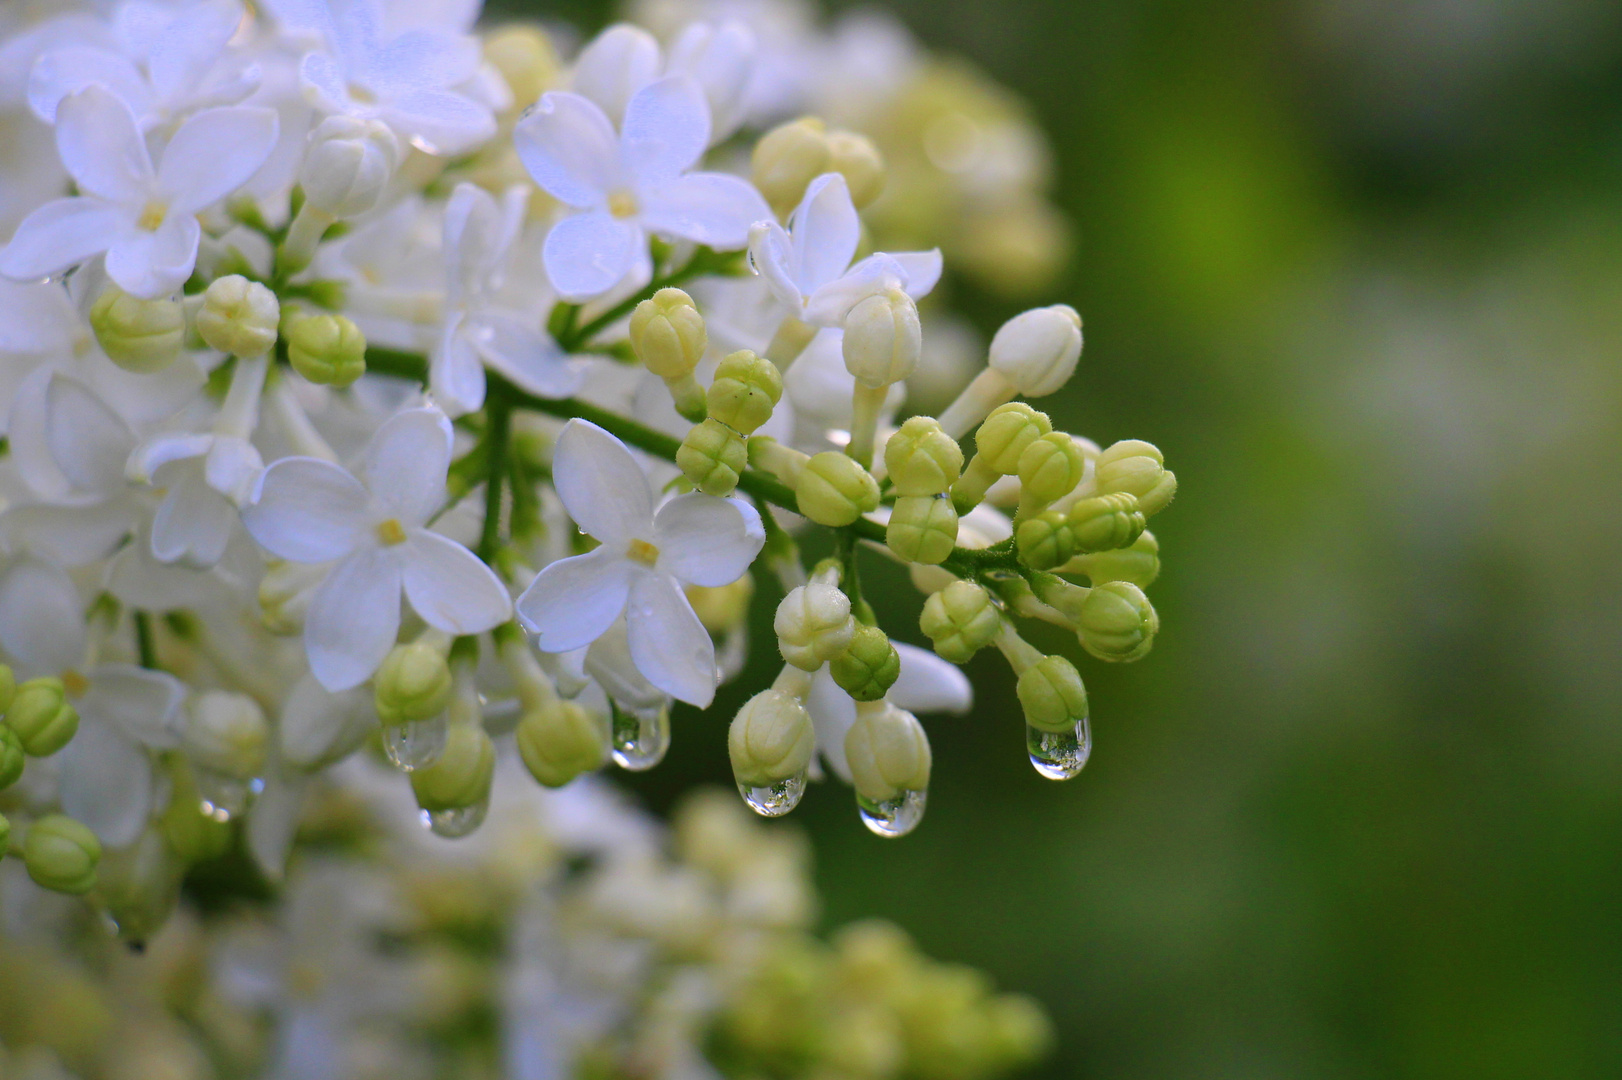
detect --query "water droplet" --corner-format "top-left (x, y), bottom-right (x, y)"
top-left (611, 705), bottom-right (670, 771)
top-left (857, 789), bottom-right (927, 837)
top-left (195, 769), bottom-right (260, 821)
top-left (1026, 718), bottom-right (1091, 780)
top-left (420, 798), bottom-right (488, 838)
top-left (738, 771), bottom-right (807, 817)
top-left (383, 715), bottom-right (448, 771)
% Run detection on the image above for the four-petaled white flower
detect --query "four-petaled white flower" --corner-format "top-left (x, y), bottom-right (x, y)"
top-left (243, 406), bottom-right (513, 692)
top-left (0, 86), bottom-right (279, 298)
top-left (748, 172), bottom-right (942, 325)
top-left (514, 75), bottom-right (770, 301)
top-left (515, 419), bottom-right (764, 708)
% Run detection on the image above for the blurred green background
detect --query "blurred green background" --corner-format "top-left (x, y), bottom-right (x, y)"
top-left (514, 0), bottom-right (1622, 1076)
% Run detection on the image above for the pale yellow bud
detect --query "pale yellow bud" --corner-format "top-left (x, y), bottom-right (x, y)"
top-left (197, 275), bottom-right (280, 357)
top-left (752, 116), bottom-right (831, 215)
top-left (826, 130), bottom-right (886, 208)
top-left (90, 287), bottom-right (184, 372)
top-left (484, 24), bottom-right (560, 109)
top-left (988, 304), bottom-right (1083, 396)
top-left (728, 688), bottom-right (815, 786)
top-left (629, 287), bottom-right (707, 379)
top-left (845, 702), bottom-right (931, 803)
top-left (842, 287), bottom-right (921, 388)
top-left (774, 582), bottom-right (855, 670)
top-left (184, 690), bottom-right (268, 780)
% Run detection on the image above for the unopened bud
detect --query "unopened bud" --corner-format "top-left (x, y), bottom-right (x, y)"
top-left (831, 624), bottom-right (901, 702)
top-left (630, 287), bottom-right (707, 379)
top-left (374, 642), bottom-right (453, 725)
top-left (752, 116), bottom-right (831, 215)
top-left (161, 763), bottom-right (233, 862)
top-left (90, 286), bottom-right (184, 372)
top-left (184, 691), bottom-right (268, 780)
top-left (919, 581), bottom-right (1000, 664)
top-left (1016, 655), bottom-right (1087, 733)
top-left (410, 723), bottom-right (495, 811)
top-left (988, 304), bottom-right (1083, 397)
top-left (975, 403), bottom-right (1052, 475)
top-left (516, 701), bottom-right (608, 787)
top-left (686, 576), bottom-right (755, 633)
top-left (7, 677), bottom-right (78, 757)
top-left (796, 451), bottom-right (880, 526)
top-left (484, 25), bottom-right (561, 110)
top-left (1066, 492), bottom-right (1145, 553)
top-left (286, 312), bottom-right (366, 387)
top-left (885, 417), bottom-right (963, 497)
top-left (887, 496), bottom-right (959, 565)
top-left (0, 725), bottom-right (23, 789)
top-left (300, 115), bottom-right (399, 218)
top-left (843, 288), bottom-right (921, 388)
top-left (845, 702), bottom-right (931, 804)
top-left (826, 130), bottom-right (886, 209)
top-left (1017, 431), bottom-right (1085, 504)
top-left (1015, 510), bottom-right (1074, 571)
top-left (728, 689), bottom-right (815, 786)
top-left (23, 814), bottom-right (101, 895)
top-left (1070, 529), bottom-right (1160, 587)
top-left (775, 582), bottom-right (856, 670)
top-left (677, 417), bottom-right (748, 496)
top-left (197, 275), bottom-right (279, 357)
top-left (1077, 581), bottom-right (1159, 662)
top-left (990, 994), bottom-right (1055, 1065)
top-left (707, 349), bottom-right (782, 435)
top-left (1094, 440), bottom-right (1176, 516)
top-left (97, 827), bottom-right (181, 945)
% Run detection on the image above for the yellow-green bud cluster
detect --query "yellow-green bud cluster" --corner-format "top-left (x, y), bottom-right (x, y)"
top-left (6, 677), bottom-right (79, 757)
top-left (285, 311), bottom-right (366, 387)
top-left (517, 701), bottom-right (608, 788)
top-left (1015, 432), bottom-right (1085, 508)
top-left (1094, 440), bottom-right (1176, 516)
top-left (1015, 655), bottom-right (1088, 734)
top-left (885, 418), bottom-right (963, 565)
top-left (197, 275), bottom-right (280, 357)
top-left (775, 583), bottom-right (856, 670)
top-left (728, 688), bottom-right (816, 787)
top-left (411, 723), bottom-right (495, 811)
top-left (23, 814), bottom-right (101, 895)
top-left (374, 641), bottom-right (454, 725)
top-left (90, 287), bottom-right (184, 372)
top-left (677, 417), bottom-right (749, 496)
top-left (919, 581), bottom-right (1001, 664)
top-left (845, 701), bottom-right (931, 804)
top-left (953, 403), bottom-right (1051, 513)
top-left (751, 117), bottom-right (886, 216)
top-left (631, 287), bottom-right (709, 421)
top-left (1016, 492), bottom-right (1146, 571)
top-left (830, 624), bottom-right (901, 702)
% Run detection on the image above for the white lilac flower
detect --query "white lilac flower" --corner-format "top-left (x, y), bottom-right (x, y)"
top-left (243, 406), bottom-right (512, 691)
top-left (515, 419), bottom-right (764, 707)
top-left (0, 86), bottom-right (278, 298)
top-left (514, 75), bottom-right (770, 300)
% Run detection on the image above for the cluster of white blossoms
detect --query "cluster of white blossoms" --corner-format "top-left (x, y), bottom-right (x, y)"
top-left (0, 0), bottom-right (1172, 923)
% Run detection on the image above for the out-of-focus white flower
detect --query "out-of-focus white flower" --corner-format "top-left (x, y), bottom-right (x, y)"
top-left (666, 20), bottom-right (756, 145)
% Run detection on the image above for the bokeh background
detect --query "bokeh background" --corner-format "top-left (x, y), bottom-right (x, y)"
top-left (528, 0), bottom-right (1622, 1076)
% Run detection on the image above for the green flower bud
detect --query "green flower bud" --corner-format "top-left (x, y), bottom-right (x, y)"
top-left (1078, 581), bottom-right (1159, 662)
top-left (1065, 492), bottom-right (1146, 553)
top-left (89, 286), bottom-right (184, 372)
top-left (843, 287), bottom-right (921, 388)
top-left (795, 451), bottom-right (880, 526)
top-left (629, 287), bottom-right (707, 379)
top-left (1094, 440), bottom-right (1177, 516)
top-left (887, 495), bottom-right (959, 565)
top-left (826, 130), bottom-right (886, 209)
top-left (374, 642), bottom-right (453, 725)
top-left (1016, 432), bottom-right (1086, 504)
top-left (161, 764), bottom-right (234, 863)
top-left (183, 691), bottom-right (268, 780)
top-left (989, 994), bottom-right (1055, 1066)
top-left (516, 701), bottom-right (609, 788)
top-left (974, 403), bottom-right (1052, 475)
top-left (1016, 655), bottom-right (1087, 733)
top-left (23, 814), bottom-right (101, 895)
top-left (0, 663), bottom-right (15, 714)
top-left (286, 312), bottom-right (366, 387)
top-left (707, 349), bottom-right (782, 435)
top-left (884, 416), bottom-right (963, 497)
top-left (97, 827), bottom-right (181, 945)
top-left (196, 275), bottom-right (279, 357)
top-left (7, 677), bottom-right (78, 757)
top-left (752, 116), bottom-right (831, 215)
top-left (0, 725), bottom-right (23, 789)
top-left (1015, 510), bottom-right (1074, 571)
top-left (677, 417), bottom-right (748, 496)
top-left (410, 723), bottom-right (495, 811)
top-left (919, 581), bottom-right (1000, 664)
top-left (775, 582), bottom-right (855, 670)
top-left (728, 689), bottom-right (815, 786)
top-left (988, 304), bottom-right (1083, 397)
top-left (686, 576), bottom-right (755, 634)
top-left (845, 702), bottom-right (931, 804)
top-left (1071, 530), bottom-right (1160, 587)
top-left (830, 624), bottom-right (901, 702)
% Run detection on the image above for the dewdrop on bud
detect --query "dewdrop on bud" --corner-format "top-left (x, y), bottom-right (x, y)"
top-left (677, 418), bottom-right (747, 496)
top-left (752, 116), bottom-right (831, 215)
top-left (1070, 530), bottom-right (1160, 587)
top-left (845, 701), bottom-right (931, 837)
top-left (1015, 510), bottom-right (1073, 571)
top-left (1017, 655), bottom-right (1091, 780)
top-left (631, 287), bottom-right (708, 421)
top-left (796, 451), bottom-right (880, 527)
top-left (90, 286), bottom-right (183, 372)
top-left (23, 815), bottom-right (101, 895)
top-left (707, 349), bottom-right (782, 435)
top-left (843, 288), bottom-right (921, 389)
top-left (0, 726), bottom-right (24, 790)
top-left (887, 496), bottom-right (959, 565)
top-left (286, 312), bottom-right (366, 387)
top-left (827, 130), bottom-right (886, 208)
top-left (831, 624), bottom-right (901, 702)
top-left (1094, 440), bottom-right (1177, 516)
top-left (196, 275), bottom-right (279, 358)
top-left (885, 417), bottom-right (963, 497)
top-left (300, 115), bottom-right (399, 218)
top-left (729, 688), bottom-right (815, 815)
top-left (374, 642), bottom-right (453, 725)
top-left (776, 583), bottom-right (856, 670)
top-left (1017, 432), bottom-right (1086, 506)
top-left (1078, 581), bottom-right (1159, 662)
top-left (7, 677), bottom-right (78, 757)
top-left (517, 702), bottom-right (609, 788)
top-left (411, 723), bottom-right (495, 814)
top-left (919, 581), bottom-right (1000, 664)
top-left (1066, 492), bottom-right (1146, 553)
top-left (990, 304), bottom-right (1083, 397)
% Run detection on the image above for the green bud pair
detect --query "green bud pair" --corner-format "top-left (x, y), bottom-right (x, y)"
top-left (707, 349), bottom-right (782, 435)
top-left (919, 581), bottom-right (1000, 664)
top-left (677, 418), bottom-right (748, 496)
top-left (729, 689), bottom-right (816, 787)
top-left (411, 723), bottom-right (495, 811)
top-left (1016, 656), bottom-right (1088, 733)
top-left (7, 677), bottom-right (79, 757)
top-left (845, 702), bottom-right (931, 804)
top-left (24, 814), bottom-right (101, 895)
top-left (887, 495), bottom-right (959, 565)
top-left (830, 624), bottom-right (901, 702)
top-left (1017, 432), bottom-right (1086, 506)
top-left (286, 311), bottom-right (366, 387)
top-left (374, 641), bottom-right (453, 725)
top-left (0, 726), bottom-right (23, 790)
top-left (1067, 492), bottom-right (1146, 553)
top-left (90, 287), bottom-right (184, 372)
top-left (953, 403), bottom-right (1051, 512)
top-left (1094, 440), bottom-right (1176, 516)
top-left (796, 451), bottom-right (880, 527)
top-left (885, 416), bottom-right (964, 497)
top-left (517, 701), bottom-right (609, 788)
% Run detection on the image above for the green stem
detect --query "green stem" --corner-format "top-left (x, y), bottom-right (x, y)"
top-left (556, 247), bottom-right (738, 352)
top-left (479, 395), bottom-right (511, 563)
top-left (134, 611), bottom-right (158, 670)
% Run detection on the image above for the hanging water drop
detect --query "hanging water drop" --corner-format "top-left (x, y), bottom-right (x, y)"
top-left (382, 715), bottom-right (448, 771)
top-left (194, 770), bottom-right (261, 821)
top-left (610, 705), bottom-right (670, 771)
top-left (857, 789), bottom-right (927, 837)
top-left (420, 797), bottom-right (489, 838)
top-left (738, 771), bottom-right (807, 817)
top-left (1026, 717), bottom-right (1090, 780)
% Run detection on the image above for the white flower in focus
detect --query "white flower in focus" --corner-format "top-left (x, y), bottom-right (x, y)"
top-left (514, 75), bottom-right (770, 300)
top-left (432, 182), bottom-right (584, 417)
top-left (0, 86), bottom-right (278, 298)
top-left (805, 641), bottom-right (969, 783)
top-left (127, 431), bottom-right (263, 569)
top-left (243, 406), bottom-right (512, 692)
top-left (515, 419), bottom-right (764, 708)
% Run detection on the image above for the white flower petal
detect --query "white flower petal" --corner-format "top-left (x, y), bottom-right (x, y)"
top-left (248, 768), bottom-right (306, 883)
top-left (45, 375), bottom-right (134, 496)
top-left (624, 571), bottom-right (715, 708)
top-left (582, 619), bottom-right (666, 713)
top-left (203, 436), bottom-right (264, 505)
top-left (0, 503), bottom-right (134, 567)
top-left (53, 85), bottom-right (153, 202)
top-left (280, 673), bottom-right (375, 769)
top-left (0, 558), bottom-right (86, 675)
top-left (431, 315), bottom-right (487, 417)
top-left (243, 457), bottom-right (370, 563)
top-left (806, 668), bottom-right (857, 783)
top-left (790, 173), bottom-right (860, 296)
top-left (802, 253), bottom-right (909, 327)
top-left (368, 28), bottom-right (482, 100)
top-left (748, 220), bottom-right (802, 309)
top-left (128, 432), bottom-right (213, 485)
top-left (514, 547), bottom-right (633, 653)
top-left (304, 548), bottom-right (403, 692)
top-left (668, 21), bottom-right (755, 144)
top-left (376, 89), bottom-right (495, 157)
top-left (81, 663), bottom-right (186, 748)
top-left (551, 418), bottom-right (653, 544)
top-left (621, 75), bottom-right (709, 185)
top-left (0, 280), bottom-right (77, 353)
top-left (157, 106), bottom-right (280, 214)
top-left (653, 493), bottom-right (764, 587)
top-left (151, 475), bottom-right (235, 568)
top-left (105, 214), bottom-right (201, 299)
top-left (401, 529), bottom-right (511, 633)
top-left (472, 313), bottom-right (584, 399)
top-left (569, 24), bottom-right (661, 124)
top-left (0, 198), bottom-right (126, 282)
top-left (890, 642), bottom-right (973, 715)
top-left (513, 91), bottom-right (620, 208)
top-left (541, 210), bottom-right (640, 301)
top-left (362, 406), bottom-right (452, 526)
top-left (640, 172), bottom-right (769, 250)
top-left (147, 0), bottom-right (244, 102)
top-left (27, 47), bottom-right (152, 126)
top-left (58, 717), bottom-right (152, 849)
top-left (890, 249), bottom-right (944, 300)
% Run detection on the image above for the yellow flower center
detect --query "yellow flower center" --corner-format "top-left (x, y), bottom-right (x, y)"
top-left (627, 538), bottom-right (660, 566)
top-left (137, 200), bottom-right (168, 231)
top-left (377, 518), bottom-right (408, 546)
top-left (608, 189), bottom-right (640, 219)
top-left (348, 83), bottom-right (377, 105)
top-left (61, 669), bottom-right (90, 699)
